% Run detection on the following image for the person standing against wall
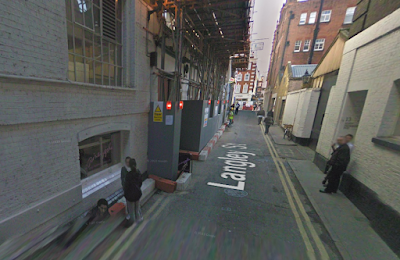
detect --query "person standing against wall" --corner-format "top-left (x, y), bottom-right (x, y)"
top-left (320, 137), bottom-right (350, 194)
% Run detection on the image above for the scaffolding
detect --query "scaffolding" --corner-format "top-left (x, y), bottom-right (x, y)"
top-left (148, 0), bottom-right (251, 102)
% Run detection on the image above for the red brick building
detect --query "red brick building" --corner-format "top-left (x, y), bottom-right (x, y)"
top-left (267, 0), bottom-right (358, 91)
top-left (233, 61), bottom-right (257, 104)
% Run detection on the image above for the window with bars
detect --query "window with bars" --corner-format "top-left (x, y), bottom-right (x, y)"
top-left (294, 41), bottom-right (302, 52)
top-left (303, 40), bottom-right (311, 52)
top-left (66, 0), bottom-right (123, 86)
top-left (344, 7), bottom-right (356, 24)
top-left (320, 10), bottom-right (332, 23)
top-left (314, 39), bottom-right (325, 51)
top-left (299, 13), bottom-right (307, 25)
top-left (309, 12), bottom-right (317, 24)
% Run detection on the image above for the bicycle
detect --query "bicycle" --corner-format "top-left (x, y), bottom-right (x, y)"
top-left (283, 124), bottom-right (293, 141)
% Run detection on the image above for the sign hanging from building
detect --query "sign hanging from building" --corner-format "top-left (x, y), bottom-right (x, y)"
top-left (153, 102), bottom-right (163, 122)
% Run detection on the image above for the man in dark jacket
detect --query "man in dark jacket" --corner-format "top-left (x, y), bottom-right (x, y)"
top-left (256, 107), bottom-right (265, 125)
top-left (264, 115), bottom-right (274, 134)
top-left (124, 159), bottom-right (143, 225)
top-left (320, 137), bottom-right (350, 194)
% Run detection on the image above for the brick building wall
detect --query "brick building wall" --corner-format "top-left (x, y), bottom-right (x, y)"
top-left (267, 0), bottom-right (358, 89)
top-left (0, 0), bottom-right (155, 242)
top-left (350, 0), bottom-right (400, 37)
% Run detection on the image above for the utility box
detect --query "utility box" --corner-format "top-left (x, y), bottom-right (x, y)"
top-left (147, 102), bottom-right (182, 181)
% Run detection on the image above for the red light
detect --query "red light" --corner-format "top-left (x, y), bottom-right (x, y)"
top-left (179, 101), bottom-right (184, 109)
top-left (166, 101), bottom-right (172, 110)
top-left (217, 100), bottom-right (220, 104)
top-left (208, 100), bottom-right (211, 105)
top-left (223, 100), bottom-right (225, 104)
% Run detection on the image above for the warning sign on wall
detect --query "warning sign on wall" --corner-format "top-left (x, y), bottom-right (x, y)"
top-left (153, 102), bottom-right (163, 122)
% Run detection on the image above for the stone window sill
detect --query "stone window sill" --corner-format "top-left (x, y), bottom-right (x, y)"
top-left (81, 163), bottom-right (122, 199)
top-left (371, 137), bottom-right (400, 152)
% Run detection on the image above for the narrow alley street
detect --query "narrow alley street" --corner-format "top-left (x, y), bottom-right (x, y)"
top-left (91, 111), bottom-right (341, 260)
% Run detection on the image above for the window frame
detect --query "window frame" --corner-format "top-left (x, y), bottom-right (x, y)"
top-left (303, 40), bottom-right (311, 52)
top-left (294, 40), bottom-right (302, 52)
top-left (314, 39), bottom-right (325, 51)
top-left (320, 10), bottom-right (332, 23)
top-left (244, 73), bottom-right (250, 81)
top-left (243, 84), bottom-right (249, 93)
top-left (344, 7), bottom-right (356, 24)
top-left (66, 0), bottom-right (123, 86)
top-left (309, 12), bottom-right (317, 24)
top-left (299, 13), bottom-right (307, 25)
top-left (79, 131), bottom-right (122, 180)
top-left (237, 73), bottom-right (243, 82)
top-left (234, 84), bottom-right (241, 94)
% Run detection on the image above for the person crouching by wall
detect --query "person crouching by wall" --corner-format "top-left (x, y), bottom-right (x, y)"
top-left (124, 158), bottom-right (143, 226)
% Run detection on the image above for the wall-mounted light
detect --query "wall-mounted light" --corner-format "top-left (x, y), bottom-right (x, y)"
top-left (166, 101), bottom-right (172, 110)
top-left (179, 101), bottom-right (184, 109)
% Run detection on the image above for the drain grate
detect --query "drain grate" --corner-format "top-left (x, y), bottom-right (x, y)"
top-left (224, 189), bottom-right (248, 197)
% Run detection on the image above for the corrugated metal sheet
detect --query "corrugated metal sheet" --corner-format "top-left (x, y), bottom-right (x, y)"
top-left (291, 64), bottom-right (318, 78)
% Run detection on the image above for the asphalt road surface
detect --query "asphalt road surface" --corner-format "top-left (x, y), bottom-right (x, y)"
top-left (92, 111), bottom-right (342, 260)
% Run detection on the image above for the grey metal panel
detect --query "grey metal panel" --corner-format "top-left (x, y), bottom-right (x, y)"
top-left (180, 100), bottom-right (204, 151)
top-left (148, 102), bottom-right (182, 180)
top-left (180, 100), bottom-right (223, 152)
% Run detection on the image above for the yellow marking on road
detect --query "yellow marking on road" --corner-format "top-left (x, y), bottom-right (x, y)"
top-left (264, 132), bottom-right (330, 259)
top-left (112, 197), bottom-right (170, 259)
top-left (99, 195), bottom-right (166, 260)
top-left (260, 125), bottom-right (316, 260)
top-left (261, 125), bottom-right (330, 259)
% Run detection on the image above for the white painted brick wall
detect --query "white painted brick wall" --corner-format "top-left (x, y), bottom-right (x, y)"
top-left (317, 9), bottom-right (400, 213)
top-left (0, 0), bottom-right (154, 240)
top-left (0, 0), bottom-right (68, 79)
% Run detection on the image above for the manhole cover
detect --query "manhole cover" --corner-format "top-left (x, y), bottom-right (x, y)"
top-left (224, 189), bottom-right (248, 197)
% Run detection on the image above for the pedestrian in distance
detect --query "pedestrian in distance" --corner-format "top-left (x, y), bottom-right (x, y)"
top-left (257, 107), bottom-right (266, 125)
top-left (264, 114), bottom-right (274, 134)
top-left (320, 137), bottom-right (350, 194)
top-left (235, 103), bottom-right (240, 115)
top-left (228, 108), bottom-right (234, 127)
top-left (124, 158), bottom-right (143, 226)
top-left (267, 109), bottom-right (274, 119)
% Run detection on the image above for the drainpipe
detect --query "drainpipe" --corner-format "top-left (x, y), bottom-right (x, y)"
top-left (308, 0), bottom-right (324, 64)
top-left (279, 10), bottom-right (294, 74)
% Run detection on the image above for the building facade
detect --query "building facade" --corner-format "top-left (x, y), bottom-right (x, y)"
top-left (266, 0), bottom-right (358, 108)
top-left (271, 63), bottom-right (317, 126)
top-left (315, 6), bottom-right (400, 254)
top-left (233, 61), bottom-right (257, 107)
top-left (0, 0), bottom-right (157, 242)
